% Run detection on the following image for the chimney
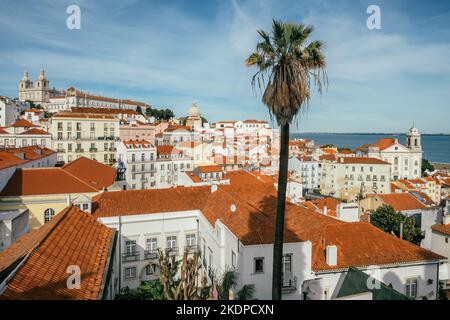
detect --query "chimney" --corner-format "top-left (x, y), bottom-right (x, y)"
top-left (443, 214), bottom-right (450, 225)
top-left (323, 205), bottom-right (328, 216)
top-left (211, 184), bottom-right (218, 193)
top-left (67, 194), bottom-right (72, 206)
top-left (326, 245), bottom-right (337, 266)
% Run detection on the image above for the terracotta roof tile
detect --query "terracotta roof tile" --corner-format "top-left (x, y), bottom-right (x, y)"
top-left (19, 128), bottom-right (50, 135)
top-left (9, 119), bottom-right (38, 128)
top-left (71, 107), bottom-right (139, 115)
top-left (0, 206), bottom-right (115, 300)
top-left (338, 157), bottom-right (390, 165)
top-left (1, 157), bottom-right (115, 196)
top-left (62, 157), bottom-right (116, 190)
top-left (92, 170), bottom-right (443, 271)
top-left (376, 193), bottom-right (427, 211)
top-left (197, 165), bottom-right (222, 173)
top-left (431, 224), bottom-right (450, 236)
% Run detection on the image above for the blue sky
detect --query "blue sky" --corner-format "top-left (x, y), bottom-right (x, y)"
top-left (0, 0), bottom-right (449, 133)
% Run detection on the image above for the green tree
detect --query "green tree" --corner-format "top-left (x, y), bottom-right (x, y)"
top-left (246, 20), bottom-right (327, 299)
top-left (236, 284), bottom-right (255, 300)
top-left (422, 158), bottom-right (434, 175)
top-left (370, 204), bottom-right (424, 245)
top-left (146, 107), bottom-right (175, 121)
top-left (115, 279), bottom-right (166, 300)
top-left (217, 269), bottom-right (238, 300)
top-left (136, 106), bottom-right (144, 116)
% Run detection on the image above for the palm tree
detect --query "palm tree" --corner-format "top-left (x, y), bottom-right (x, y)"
top-left (246, 20), bottom-right (327, 300)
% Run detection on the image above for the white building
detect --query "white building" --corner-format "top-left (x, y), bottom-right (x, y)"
top-left (288, 155), bottom-right (320, 192)
top-left (320, 157), bottom-right (391, 201)
top-left (50, 112), bottom-right (120, 165)
top-left (23, 108), bottom-right (45, 124)
top-left (0, 146), bottom-right (57, 192)
top-left (361, 192), bottom-right (443, 250)
top-left (431, 220), bottom-right (450, 287)
top-left (0, 96), bottom-right (29, 127)
top-left (44, 87), bottom-right (150, 113)
top-left (356, 127), bottom-right (423, 180)
top-left (116, 141), bottom-right (194, 190)
top-left (18, 69), bottom-right (55, 104)
top-left (92, 170), bottom-right (444, 300)
top-left (0, 119), bottom-right (51, 149)
top-left (0, 209), bottom-right (29, 252)
top-left (117, 140), bottom-right (158, 190)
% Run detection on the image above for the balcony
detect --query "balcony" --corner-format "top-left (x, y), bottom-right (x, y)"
top-left (281, 275), bottom-right (297, 292)
top-left (122, 251), bottom-right (140, 262)
top-left (144, 250), bottom-right (158, 260)
top-left (165, 247), bottom-right (178, 256)
top-left (75, 148), bottom-right (84, 153)
top-left (56, 149), bottom-right (65, 153)
top-left (89, 148), bottom-right (98, 152)
top-left (185, 245), bottom-right (199, 253)
top-left (109, 147), bottom-right (117, 152)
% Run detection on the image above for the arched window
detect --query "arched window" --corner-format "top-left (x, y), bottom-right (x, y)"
top-left (44, 208), bottom-right (55, 223)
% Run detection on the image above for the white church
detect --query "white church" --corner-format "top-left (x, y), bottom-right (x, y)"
top-left (356, 126), bottom-right (423, 180)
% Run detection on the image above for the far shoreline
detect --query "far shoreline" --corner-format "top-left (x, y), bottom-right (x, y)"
top-left (291, 132), bottom-right (450, 136)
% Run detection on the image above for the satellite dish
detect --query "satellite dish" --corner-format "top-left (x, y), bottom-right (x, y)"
top-left (230, 204), bottom-right (237, 213)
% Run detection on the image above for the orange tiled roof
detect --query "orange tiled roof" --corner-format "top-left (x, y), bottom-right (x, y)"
top-left (53, 112), bottom-right (116, 120)
top-left (92, 170), bottom-right (443, 271)
top-left (197, 165), bottom-right (222, 173)
top-left (71, 107), bottom-right (139, 115)
top-left (431, 224), bottom-right (450, 236)
top-left (243, 119), bottom-right (268, 124)
top-left (0, 146), bottom-right (55, 170)
top-left (372, 138), bottom-right (397, 151)
top-left (0, 206), bottom-right (115, 300)
top-left (157, 145), bottom-right (182, 156)
top-left (19, 128), bottom-right (50, 135)
top-left (338, 157), bottom-right (390, 165)
top-left (319, 154), bottom-right (336, 161)
top-left (61, 88), bottom-right (148, 107)
top-left (376, 193), bottom-right (427, 211)
top-left (26, 108), bottom-right (44, 113)
top-left (62, 157), bottom-right (116, 190)
top-left (1, 157), bottom-right (115, 196)
top-left (123, 139), bottom-right (154, 149)
top-left (9, 119), bottom-right (38, 128)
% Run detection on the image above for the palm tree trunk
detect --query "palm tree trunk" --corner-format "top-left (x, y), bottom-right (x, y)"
top-left (272, 122), bottom-right (289, 300)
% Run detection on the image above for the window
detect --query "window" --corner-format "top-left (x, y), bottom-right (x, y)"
top-left (167, 236), bottom-right (177, 249)
top-left (147, 238), bottom-right (158, 251)
top-left (124, 267), bottom-right (136, 279)
top-left (254, 257), bottom-right (264, 273)
top-left (125, 240), bottom-right (137, 255)
top-left (405, 279), bottom-right (418, 298)
top-left (282, 254), bottom-right (292, 274)
top-left (186, 234), bottom-right (196, 247)
top-left (232, 251), bottom-right (236, 268)
top-left (145, 264), bottom-right (156, 275)
top-left (44, 208), bottom-right (55, 223)
top-left (82, 203), bottom-right (89, 211)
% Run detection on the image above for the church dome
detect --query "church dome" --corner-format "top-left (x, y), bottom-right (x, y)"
top-left (188, 101), bottom-right (200, 117)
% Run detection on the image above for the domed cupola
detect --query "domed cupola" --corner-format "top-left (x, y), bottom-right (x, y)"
top-left (188, 101), bottom-right (201, 117)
